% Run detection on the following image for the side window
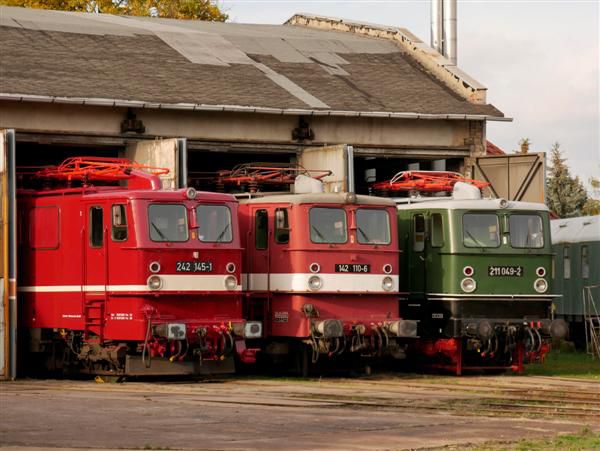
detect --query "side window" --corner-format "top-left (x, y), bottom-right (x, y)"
top-left (90, 206), bottom-right (104, 247)
top-left (581, 245), bottom-right (589, 279)
top-left (563, 246), bottom-right (571, 280)
top-left (275, 208), bottom-right (289, 244)
top-left (255, 209), bottom-right (268, 250)
top-left (111, 204), bottom-right (128, 242)
top-left (30, 206), bottom-right (60, 249)
top-left (413, 214), bottom-right (425, 252)
top-left (431, 213), bottom-right (444, 248)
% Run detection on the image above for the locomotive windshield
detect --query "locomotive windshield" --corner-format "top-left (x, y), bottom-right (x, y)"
top-left (309, 207), bottom-right (347, 244)
top-left (148, 204), bottom-right (189, 242)
top-left (196, 204), bottom-right (233, 243)
top-left (356, 209), bottom-right (390, 245)
top-left (509, 214), bottom-right (544, 248)
top-left (462, 213), bottom-right (500, 248)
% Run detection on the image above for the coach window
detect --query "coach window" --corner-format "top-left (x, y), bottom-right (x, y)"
top-left (413, 214), bottom-right (425, 252)
top-left (255, 209), bottom-right (268, 250)
top-left (431, 213), bottom-right (444, 248)
top-left (90, 206), bottom-right (104, 247)
top-left (275, 208), bottom-right (289, 244)
top-left (148, 204), bottom-right (188, 242)
top-left (111, 204), bottom-right (128, 241)
top-left (563, 247), bottom-right (571, 279)
top-left (581, 245), bottom-right (589, 279)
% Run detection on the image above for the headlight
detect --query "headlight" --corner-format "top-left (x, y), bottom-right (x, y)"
top-left (147, 275), bottom-right (163, 291)
top-left (382, 276), bottom-right (394, 291)
top-left (244, 321), bottom-right (262, 338)
top-left (308, 275), bottom-right (323, 291)
top-left (461, 277), bottom-right (476, 293)
top-left (534, 278), bottom-right (548, 293)
top-left (463, 266), bottom-right (474, 276)
top-left (224, 275), bottom-right (238, 291)
top-left (383, 264), bottom-right (393, 274)
top-left (309, 262), bottom-right (321, 273)
top-left (313, 319), bottom-right (344, 338)
top-left (226, 262), bottom-right (236, 273)
top-left (185, 187), bottom-right (197, 200)
top-left (149, 261), bottom-right (161, 273)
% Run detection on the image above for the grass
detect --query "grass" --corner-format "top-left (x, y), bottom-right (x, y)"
top-left (524, 349), bottom-right (600, 379)
top-left (465, 427), bottom-right (600, 450)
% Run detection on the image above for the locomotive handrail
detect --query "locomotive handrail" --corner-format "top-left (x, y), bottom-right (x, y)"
top-left (372, 170), bottom-right (490, 192)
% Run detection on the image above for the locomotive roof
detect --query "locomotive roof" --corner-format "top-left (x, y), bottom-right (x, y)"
top-left (239, 192), bottom-right (396, 206)
top-left (551, 215), bottom-right (600, 244)
top-left (21, 187), bottom-right (237, 203)
top-left (394, 197), bottom-right (550, 212)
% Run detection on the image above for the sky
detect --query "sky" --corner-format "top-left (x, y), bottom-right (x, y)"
top-left (222, 0), bottom-right (600, 190)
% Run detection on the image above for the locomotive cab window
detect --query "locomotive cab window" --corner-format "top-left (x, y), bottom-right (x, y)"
top-left (90, 206), bottom-right (104, 248)
top-left (356, 209), bottom-right (390, 245)
top-left (111, 204), bottom-right (128, 242)
top-left (309, 207), bottom-right (347, 244)
top-left (431, 213), bottom-right (444, 248)
top-left (563, 246), bottom-right (571, 280)
top-left (275, 208), bottom-right (289, 244)
top-left (148, 204), bottom-right (188, 242)
top-left (196, 204), bottom-right (232, 243)
top-left (509, 214), bottom-right (543, 248)
top-left (255, 209), bottom-right (268, 250)
top-left (581, 245), bottom-right (589, 279)
top-left (462, 213), bottom-right (500, 248)
top-left (413, 214), bottom-right (425, 252)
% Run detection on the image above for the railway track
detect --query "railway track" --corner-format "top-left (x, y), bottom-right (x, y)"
top-left (4, 374), bottom-right (599, 422)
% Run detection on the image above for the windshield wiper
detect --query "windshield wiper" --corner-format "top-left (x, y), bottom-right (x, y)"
top-left (215, 223), bottom-right (230, 243)
top-left (465, 229), bottom-right (485, 248)
top-left (151, 222), bottom-right (168, 241)
top-left (357, 226), bottom-right (371, 243)
top-left (311, 225), bottom-right (326, 242)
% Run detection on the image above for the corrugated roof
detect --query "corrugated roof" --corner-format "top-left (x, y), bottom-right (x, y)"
top-left (0, 6), bottom-right (504, 119)
top-left (551, 216), bottom-right (600, 244)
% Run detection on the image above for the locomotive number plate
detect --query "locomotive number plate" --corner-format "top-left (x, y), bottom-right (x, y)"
top-left (335, 264), bottom-right (371, 273)
top-left (488, 265), bottom-right (523, 277)
top-left (176, 261), bottom-right (213, 272)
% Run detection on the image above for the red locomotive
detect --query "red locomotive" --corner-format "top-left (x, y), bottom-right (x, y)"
top-left (18, 157), bottom-right (260, 377)
top-left (237, 179), bottom-right (418, 375)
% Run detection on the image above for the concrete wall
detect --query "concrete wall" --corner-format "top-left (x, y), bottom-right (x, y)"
top-left (0, 101), bottom-right (476, 151)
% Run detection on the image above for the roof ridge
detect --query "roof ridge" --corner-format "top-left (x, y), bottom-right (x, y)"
top-left (286, 13), bottom-right (488, 105)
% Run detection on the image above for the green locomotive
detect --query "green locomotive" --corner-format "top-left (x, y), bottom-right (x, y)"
top-left (394, 182), bottom-right (568, 374)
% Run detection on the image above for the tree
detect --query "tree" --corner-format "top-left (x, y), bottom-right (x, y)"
top-left (516, 138), bottom-right (530, 154)
top-left (582, 175), bottom-right (600, 216)
top-left (0, 0), bottom-right (228, 21)
top-left (546, 142), bottom-right (588, 218)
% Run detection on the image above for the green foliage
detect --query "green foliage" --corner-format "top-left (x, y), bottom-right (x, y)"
top-left (524, 349), bottom-right (600, 380)
top-left (582, 174), bottom-right (600, 216)
top-left (0, 0), bottom-right (228, 21)
top-left (546, 142), bottom-right (588, 218)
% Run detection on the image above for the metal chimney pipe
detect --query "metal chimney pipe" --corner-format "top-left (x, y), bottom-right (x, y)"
top-left (430, 0), bottom-right (443, 54)
top-left (442, 0), bottom-right (457, 64)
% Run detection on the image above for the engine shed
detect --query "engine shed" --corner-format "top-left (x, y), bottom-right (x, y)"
top-left (0, 5), bottom-right (509, 378)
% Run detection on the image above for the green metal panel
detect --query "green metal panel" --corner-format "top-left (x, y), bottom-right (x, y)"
top-left (552, 240), bottom-right (600, 318)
